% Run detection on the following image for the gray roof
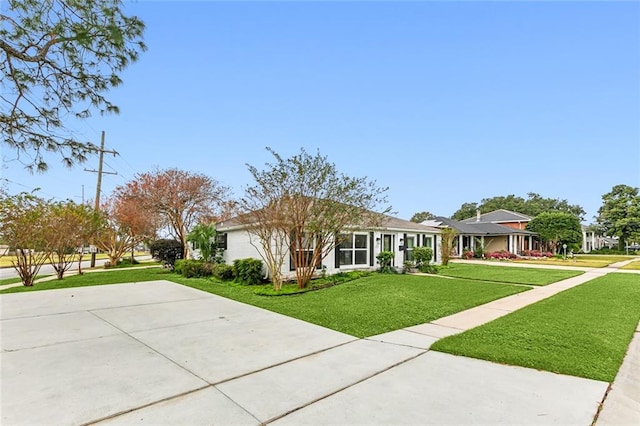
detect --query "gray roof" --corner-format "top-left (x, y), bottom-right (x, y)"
top-left (217, 212), bottom-right (440, 233)
top-left (461, 209), bottom-right (532, 224)
top-left (425, 216), bottom-right (536, 236)
top-left (379, 216), bottom-right (441, 233)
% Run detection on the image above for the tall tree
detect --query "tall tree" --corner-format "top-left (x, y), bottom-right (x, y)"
top-left (526, 212), bottom-right (582, 254)
top-left (595, 184), bottom-right (640, 249)
top-left (451, 193), bottom-right (585, 221)
top-left (46, 200), bottom-right (101, 279)
top-left (94, 193), bottom-right (158, 266)
top-left (1, 0), bottom-right (146, 171)
top-left (410, 211), bottom-right (435, 223)
top-left (451, 202), bottom-right (478, 221)
top-left (0, 193), bottom-right (50, 286)
top-left (239, 147), bottom-right (390, 290)
top-left (117, 168), bottom-right (231, 259)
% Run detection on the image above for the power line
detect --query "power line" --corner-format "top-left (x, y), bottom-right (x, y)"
top-left (84, 131), bottom-right (117, 267)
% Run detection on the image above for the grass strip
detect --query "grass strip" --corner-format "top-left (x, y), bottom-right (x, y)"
top-left (431, 273), bottom-right (640, 382)
top-left (439, 263), bottom-right (583, 285)
top-left (0, 268), bottom-right (528, 338)
top-left (621, 261), bottom-right (640, 270)
top-left (0, 275), bottom-right (51, 286)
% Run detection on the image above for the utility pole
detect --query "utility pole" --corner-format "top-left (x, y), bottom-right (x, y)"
top-left (84, 131), bottom-right (118, 267)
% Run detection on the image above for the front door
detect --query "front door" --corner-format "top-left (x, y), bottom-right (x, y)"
top-left (382, 234), bottom-right (395, 266)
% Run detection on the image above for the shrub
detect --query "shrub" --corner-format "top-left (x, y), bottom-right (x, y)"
top-left (183, 261), bottom-right (213, 278)
top-left (402, 260), bottom-right (415, 274)
top-left (473, 245), bottom-right (484, 259)
top-left (233, 258), bottom-right (263, 285)
top-left (212, 263), bottom-right (234, 280)
top-left (462, 249), bottom-right (474, 259)
top-left (419, 263), bottom-right (438, 274)
top-left (174, 259), bottom-right (186, 274)
top-left (413, 247), bottom-right (433, 267)
top-left (149, 239), bottom-right (183, 267)
top-left (522, 250), bottom-right (553, 258)
top-left (376, 251), bottom-right (396, 274)
top-left (486, 250), bottom-right (517, 260)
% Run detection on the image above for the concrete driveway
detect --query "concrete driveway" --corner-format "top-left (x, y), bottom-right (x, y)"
top-left (1, 280), bottom-right (608, 425)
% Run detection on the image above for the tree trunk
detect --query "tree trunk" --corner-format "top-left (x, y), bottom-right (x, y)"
top-left (77, 253), bottom-right (84, 275)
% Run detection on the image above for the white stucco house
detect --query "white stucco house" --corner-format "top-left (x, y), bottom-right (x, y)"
top-left (216, 214), bottom-right (442, 280)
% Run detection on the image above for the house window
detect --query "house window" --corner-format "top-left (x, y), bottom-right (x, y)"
top-left (290, 231), bottom-right (317, 270)
top-left (339, 233), bottom-right (368, 265)
top-left (423, 236), bottom-right (432, 248)
top-left (217, 233), bottom-right (227, 250)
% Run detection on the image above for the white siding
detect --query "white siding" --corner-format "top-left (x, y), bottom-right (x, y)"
top-left (219, 228), bottom-right (441, 281)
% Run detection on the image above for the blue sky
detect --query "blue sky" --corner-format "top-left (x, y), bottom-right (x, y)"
top-left (4, 0), bottom-right (640, 223)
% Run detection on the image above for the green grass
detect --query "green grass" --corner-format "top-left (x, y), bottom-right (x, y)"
top-left (431, 273), bottom-right (640, 382)
top-left (0, 268), bottom-right (165, 292)
top-left (0, 275), bottom-right (51, 286)
top-left (439, 263), bottom-right (583, 285)
top-left (621, 261), bottom-right (640, 270)
top-left (1, 268), bottom-right (528, 338)
top-left (513, 254), bottom-right (635, 268)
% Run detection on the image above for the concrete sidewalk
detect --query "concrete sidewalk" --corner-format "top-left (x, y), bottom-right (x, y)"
top-left (596, 320), bottom-right (640, 425)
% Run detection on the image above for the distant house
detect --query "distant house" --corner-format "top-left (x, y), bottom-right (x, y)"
top-left (216, 213), bottom-right (441, 280)
top-left (581, 226), bottom-right (618, 252)
top-left (423, 209), bottom-right (538, 256)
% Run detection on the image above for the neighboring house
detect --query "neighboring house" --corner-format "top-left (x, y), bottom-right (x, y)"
top-left (216, 214), bottom-right (441, 280)
top-left (423, 209), bottom-right (538, 256)
top-left (581, 226), bottom-right (619, 252)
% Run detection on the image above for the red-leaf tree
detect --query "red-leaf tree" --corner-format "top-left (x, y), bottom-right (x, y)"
top-left (117, 168), bottom-right (231, 259)
top-left (95, 193), bottom-right (159, 266)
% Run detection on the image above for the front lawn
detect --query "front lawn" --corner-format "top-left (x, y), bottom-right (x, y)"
top-left (431, 273), bottom-right (640, 382)
top-left (439, 263), bottom-right (583, 285)
top-left (0, 268), bottom-right (528, 338)
top-left (621, 260), bottom-right (640, 270)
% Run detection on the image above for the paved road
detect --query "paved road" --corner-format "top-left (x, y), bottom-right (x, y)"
top-left (0, 255), bottom-right (152, 280)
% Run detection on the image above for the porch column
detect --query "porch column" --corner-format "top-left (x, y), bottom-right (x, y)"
top-left (528, 236), bottom-right (532, 251)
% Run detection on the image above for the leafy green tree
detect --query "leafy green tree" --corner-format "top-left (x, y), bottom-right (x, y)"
top-left (596, 185), bottom-right (640, 249)
top-left (526, 212), bottom-right (582, 254)
top-left (480, 195), bottom-right (528, 216)
top-left (187, 223), bottom-right (218, 262)
top-left (451, 202), bottom-right (478, 221)
top-left (451, 193), bottom-right (585, 221)
top-left (410, 211), bottom-right (435, 223)
top-left (0, 193), bottom-right (51, 286)
top-left (1, 0), bottom-right (146, 171)
top-left (524, 192), bottom-right (585, 219)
